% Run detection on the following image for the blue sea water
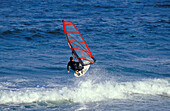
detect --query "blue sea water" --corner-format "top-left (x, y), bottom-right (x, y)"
top-left (0, 0), bottom-right (170, 110)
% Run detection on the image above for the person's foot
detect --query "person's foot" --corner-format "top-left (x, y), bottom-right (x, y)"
top-left (75, 70), bottom-right (78, 74)
top-left (75, 70), bottom-right (80, 76)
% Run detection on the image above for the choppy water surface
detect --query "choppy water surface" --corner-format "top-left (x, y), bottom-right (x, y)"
top-left (0, 0), bottom-right (170, 110)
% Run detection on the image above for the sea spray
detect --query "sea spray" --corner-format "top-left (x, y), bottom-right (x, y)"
top-left (0, 78), bottom-right (169, 104)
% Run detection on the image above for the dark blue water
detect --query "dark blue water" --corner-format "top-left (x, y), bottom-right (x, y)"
top-left (0, 0), bottom-right (170, 110)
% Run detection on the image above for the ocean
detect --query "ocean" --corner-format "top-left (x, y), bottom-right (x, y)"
top-left (0, 0), bottom-right (170, 110)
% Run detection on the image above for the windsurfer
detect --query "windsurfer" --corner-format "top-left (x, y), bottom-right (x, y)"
top-left (67, 57), bottom-right (83, 74)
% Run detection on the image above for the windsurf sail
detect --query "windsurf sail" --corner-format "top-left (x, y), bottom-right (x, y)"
top-left (62, 20), bottom-right (96, 66)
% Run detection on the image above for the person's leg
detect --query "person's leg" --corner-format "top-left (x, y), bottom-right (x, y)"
top-left (75, 66), bottom-right (82, 75)
top-left (77, 66), bottom-right (83, 71)
top-left (74, 62), bottom-right (80, 71)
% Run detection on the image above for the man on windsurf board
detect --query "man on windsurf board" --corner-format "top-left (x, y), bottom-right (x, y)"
top-left (63, 20), bottom-right (96, 77)
top-left (67, 57), bottom-right (84, 75)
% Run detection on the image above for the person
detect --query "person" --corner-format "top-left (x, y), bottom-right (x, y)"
top-left (67, 57), bottom-right (83, 74)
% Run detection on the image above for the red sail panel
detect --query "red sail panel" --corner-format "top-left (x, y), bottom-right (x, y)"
top-left (62, 20), bottom-right (96, 65)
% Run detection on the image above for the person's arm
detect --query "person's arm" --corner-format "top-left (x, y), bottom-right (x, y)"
top-left (67, 62), bottom-right (70, 73)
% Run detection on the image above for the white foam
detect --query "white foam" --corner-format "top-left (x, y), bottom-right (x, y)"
top-left (0, 77), bottom-right (169, 104)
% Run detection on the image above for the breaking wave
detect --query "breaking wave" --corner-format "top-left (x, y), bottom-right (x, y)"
top-left (0, 75), bottom-right (169, 104)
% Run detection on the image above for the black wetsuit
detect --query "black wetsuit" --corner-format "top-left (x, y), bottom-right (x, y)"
top-left (67, 61), bottom-right (83, 71)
